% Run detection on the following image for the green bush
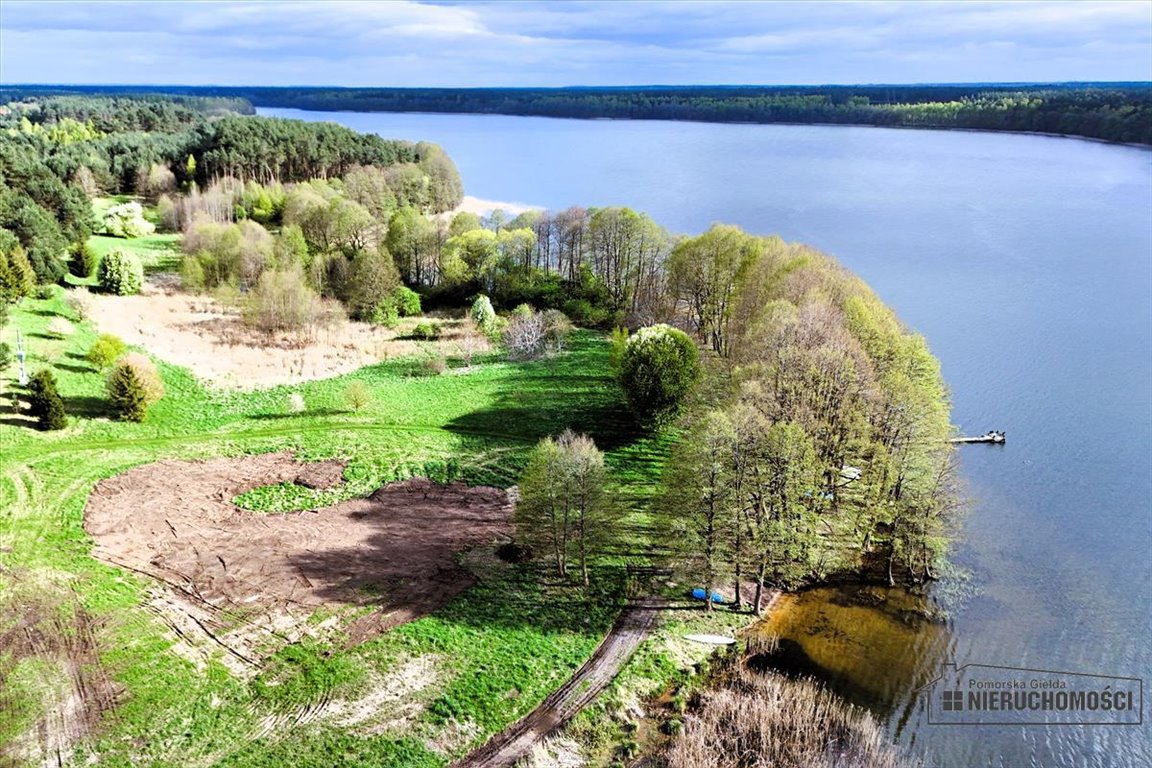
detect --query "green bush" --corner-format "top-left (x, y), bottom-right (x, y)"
top-left (106, 353), bottom-right (164, 422)
top-left (27, 369), bottom-right (67, 431)
top-left (391, 285), bottom-right (422, 317)
top-left (97, 249), bottom-right (144, 295)
top-left (33, 285), bottom-right (55, 301)
top-left (562, 298), bottom-right (610, 327)
top-left (411, 321), bottom-right (442, 340)
top-left (370, 297), bottom-right (400, 328)
top-left (85, 334), bottom-right (127, 370)
top-left (619, 324), bottom-right (702, 427)
top-left (102, 201), bottom-right (155, 239)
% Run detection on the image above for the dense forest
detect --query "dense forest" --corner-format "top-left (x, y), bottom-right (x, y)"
top-left (4, 83), bottom-right (1150, 144)
top-left (0, 94), bottom-right (462, 285)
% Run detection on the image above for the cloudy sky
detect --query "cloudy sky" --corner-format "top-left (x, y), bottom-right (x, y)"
top-left (1, 1), bottom-right (1149, 87)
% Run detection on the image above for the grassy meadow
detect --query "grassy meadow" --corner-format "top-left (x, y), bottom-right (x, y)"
top-left (0, 274), bottom-right (684, 766)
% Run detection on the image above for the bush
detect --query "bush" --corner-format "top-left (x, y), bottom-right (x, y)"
top-left (414, 351), bottom-right (446, 377)
top-left (391, 285), bottom-right (422, 317)
top-left (562, 298), bottom-right (610, 327)
top-left (97, 249), bottom-right (144, 295)
top-left (503, 311), bottom-right (546, 361)
top-left (106, 353), bottom-right (164, 422)
top-left (102, 201), bottom-right (155, 238)
top-left (27, 369), bottom-right (67, 431)
top-left (66, 288), bottom-right (93, 321)
top-left (287, 393), bottom-right (306, 414)
top-left (369, 297), bottom-right (400, 328)
top-left (0, 342), bottom-right (10, 373)
top-left (244, 268), bottom-right (339, 336)
top-left (619, 324), bottom-right (702, 427)
top-left (412, 321), bottom-right (441, 340)
top-left (86, 334), bottom-right (127, 370)
top-left (470, 294), bottom-right (498, 338)
top-left (47, 317), bottom-right (74, 338)
top-left (34, 285), bottom-right (55, 301)
top-left (345, 380), bottom-right (370, 412)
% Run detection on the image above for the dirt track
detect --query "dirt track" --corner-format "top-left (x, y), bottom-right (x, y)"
top-left (451, 598), bottom-right (663, 768)
top-left (83, 452), bottom-right (512, 654)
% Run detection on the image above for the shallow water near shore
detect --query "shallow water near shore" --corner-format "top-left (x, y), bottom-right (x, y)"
top-left (261, 107), bottom-right (1152, 767)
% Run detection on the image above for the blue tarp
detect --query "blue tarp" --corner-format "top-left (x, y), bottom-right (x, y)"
top-left (691, 587), bottom-right (725, 604)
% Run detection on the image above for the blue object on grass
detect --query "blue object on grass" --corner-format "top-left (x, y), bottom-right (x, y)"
top-left (691, 587), bottom-right (725, 604)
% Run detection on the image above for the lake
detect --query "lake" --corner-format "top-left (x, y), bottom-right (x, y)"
top-left (260, 107), bottom-right (1152, 768)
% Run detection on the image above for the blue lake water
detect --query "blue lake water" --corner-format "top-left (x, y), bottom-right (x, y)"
top-left (261, 107), bottom-right (1152, 768)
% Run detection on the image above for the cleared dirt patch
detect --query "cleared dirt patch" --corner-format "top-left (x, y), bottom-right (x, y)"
top-left (0, 574), bottom-right (124, 766)
top-left (87, 278), bottom-right (471, 390)
top-left (83, 452), bottom-right (512, 659)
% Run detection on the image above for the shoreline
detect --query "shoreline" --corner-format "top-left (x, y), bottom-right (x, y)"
top-left (446, 194), bottom-right (544, 218)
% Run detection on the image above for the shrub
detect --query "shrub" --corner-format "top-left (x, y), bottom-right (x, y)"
top-left (244, 268), bottom-right (340, 337)
top-left (391, 285), bottom-right (422, 317)
top-left (345, 380), bottom-right (370, 412)
top-left (415, 351), bottom-right (446, 377)
top-left (97, 249), bottom-right (144, 295)
top-left (470, 294), bottom-right (498, 338)
top-left (34, 285), bottom-right (55, 301)
top-left (287, 393), bottom-right (306, 414)
top-left (66, 288), bottom-right (93, 321)
top-left (369, 297), bottom-right (400, 328)
top-left (541, 309), bottom-right (573, 352)
top-left (503, 310), bottom-right (546, 361)
top-left (27, 369), bottom-right (67, 431)
top-left (503, 308), bottom-right (572, 360)
top-left (102, 201), bottom-right (155, 238)
top-left (562, 298), bottom-right (610, 327)
top-left (0, 342), bottom-right (10, 373)
top-left (619, 324), bottom-right (702, 427)
top-left (85, 334), bottom-right (127, 370)
top-left (68, 243), bottom-right (97, 278)
top-left (609, 326), bottom-right (629, 372)
top-left (106, 353), bottom-right (164, 422)
top-left (511, 302), bottom-right (534, 319)
top-left (412, 321), bottom-right (442, 340)
top-left (47, 317), bottom-right (74, 338)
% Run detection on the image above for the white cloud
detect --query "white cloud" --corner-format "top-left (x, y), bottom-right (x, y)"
top-left (0, 0), bottom-right (1148, 85)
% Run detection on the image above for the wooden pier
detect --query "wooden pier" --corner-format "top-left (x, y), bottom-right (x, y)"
top-left (951, 430), bottom-right (1006, 444)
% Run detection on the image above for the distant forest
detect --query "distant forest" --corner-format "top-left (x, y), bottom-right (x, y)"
top-left (4, 83), bottom-right (1151, 145)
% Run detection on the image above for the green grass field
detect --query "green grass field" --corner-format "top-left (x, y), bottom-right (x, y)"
top-left (0, 279), bottom-right (675, 766)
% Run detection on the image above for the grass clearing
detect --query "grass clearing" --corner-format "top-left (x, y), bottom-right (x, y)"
top-left (0, 281), bottom-right (666, 766)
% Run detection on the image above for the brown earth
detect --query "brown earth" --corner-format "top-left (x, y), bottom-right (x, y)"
top-left (0, 574), bottom-right (125, 766)
top-left (86, 279), bottom-right (480, 391)
top-left (82, 452), bottom-right (512, 660)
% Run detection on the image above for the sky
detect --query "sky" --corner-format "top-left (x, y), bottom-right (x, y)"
top-left (1, 0), bottom-right (1150, 87)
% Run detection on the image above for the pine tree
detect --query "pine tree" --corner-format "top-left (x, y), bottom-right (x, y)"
top-left (107, 362), bottom-right (149, 422)
top-left (27, 369), bottom-right (68, 431)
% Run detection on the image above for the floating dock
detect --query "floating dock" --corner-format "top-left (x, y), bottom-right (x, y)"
top-left (951, 430), bottom-right (1006, 444)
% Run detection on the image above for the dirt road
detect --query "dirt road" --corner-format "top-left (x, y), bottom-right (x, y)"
top-left (451, 598), bottom-right (663, 768)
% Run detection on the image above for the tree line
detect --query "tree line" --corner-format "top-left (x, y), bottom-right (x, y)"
top-left (10, 83), bottom-right (1146, 145)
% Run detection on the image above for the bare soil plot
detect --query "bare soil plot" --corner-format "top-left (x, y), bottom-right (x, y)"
top-left (0, 575), bottom-right (124, 766)
top-left (87, 278), bottom-right (471, 390)
top-left (83, 452), bottom-right (512, 661)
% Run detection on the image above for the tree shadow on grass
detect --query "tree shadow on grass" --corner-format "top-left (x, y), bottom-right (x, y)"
top-left (62, 395), bottom-right (116, 420)
top-left (54, 363), bottom-right (92, 375)
top-left (247, 408), bottom-right (348, 421)
top-left (444, 335), bottom-right (642, 452)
